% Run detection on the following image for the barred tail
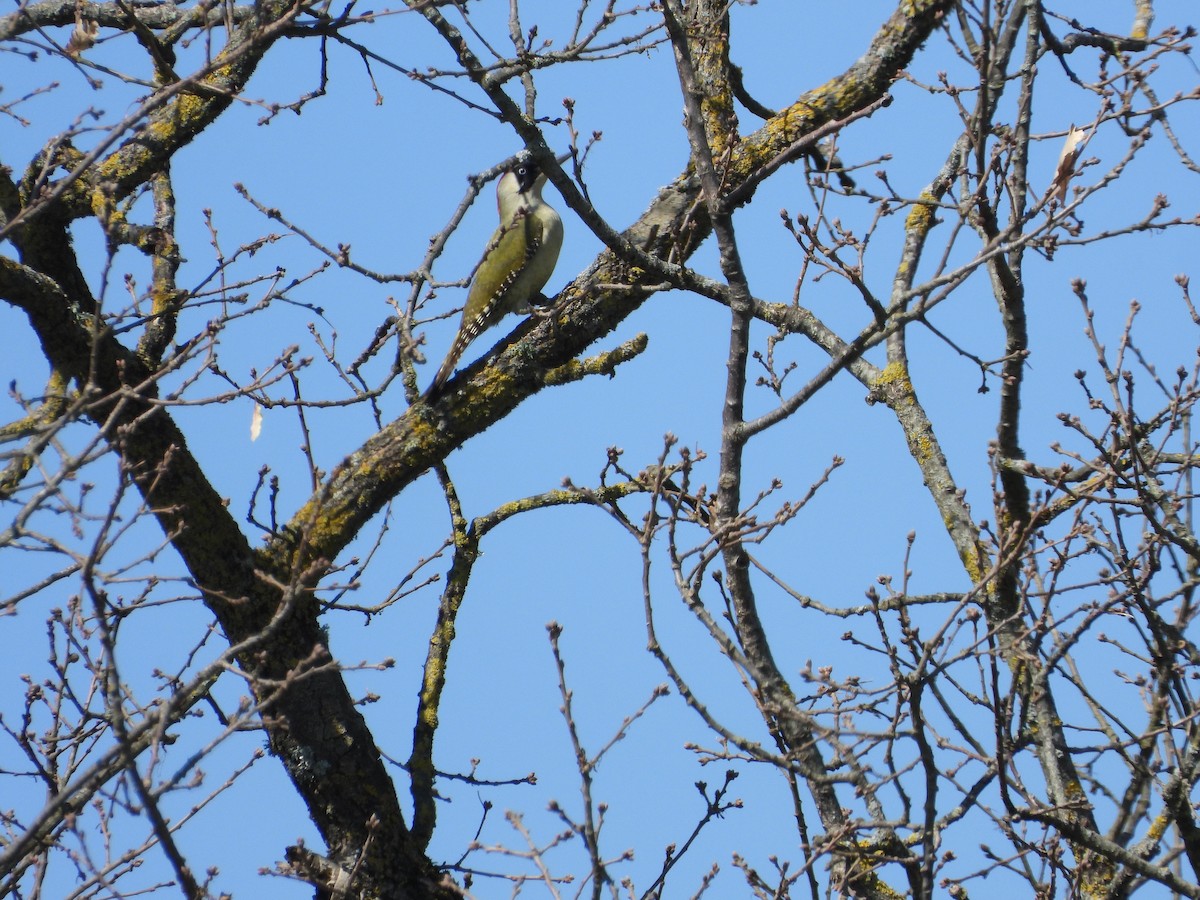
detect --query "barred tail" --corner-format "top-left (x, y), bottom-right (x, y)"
top-left (427, 321), bottom-right (482, 398)
top-left (425, 303), bottom-right (494, 399)
top-left (425, 344), bottom-right (461, 399)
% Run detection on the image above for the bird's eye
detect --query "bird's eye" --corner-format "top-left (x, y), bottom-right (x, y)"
top-left (516, 165), bottom-right (528, 177)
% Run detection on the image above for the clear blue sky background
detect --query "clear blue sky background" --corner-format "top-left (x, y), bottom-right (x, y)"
top-left (2, 1), bottom-right (1199, 896)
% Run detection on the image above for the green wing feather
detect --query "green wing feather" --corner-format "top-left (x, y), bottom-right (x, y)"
top-left (426, 210), bottom-right (545, 396)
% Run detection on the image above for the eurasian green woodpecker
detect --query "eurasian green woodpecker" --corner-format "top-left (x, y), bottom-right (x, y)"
top-left (426, 158), bottom-right (564, 396)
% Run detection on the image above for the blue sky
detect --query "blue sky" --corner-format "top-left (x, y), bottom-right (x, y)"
top-left (3, 1), bottom-right (1200, 896)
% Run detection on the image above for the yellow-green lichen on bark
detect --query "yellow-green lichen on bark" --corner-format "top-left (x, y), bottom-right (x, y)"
top-left (905, 192), bottom-right (938, 234)
top-left (871, 361), bottom-right (993, 585)
top-left (873, 360), bottom-right (912, 394)
top-left (774, 101), bottom-right (817, 146)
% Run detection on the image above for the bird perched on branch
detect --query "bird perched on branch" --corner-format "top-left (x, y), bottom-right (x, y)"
top-left (426, 157), bottom-right (564, 397)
